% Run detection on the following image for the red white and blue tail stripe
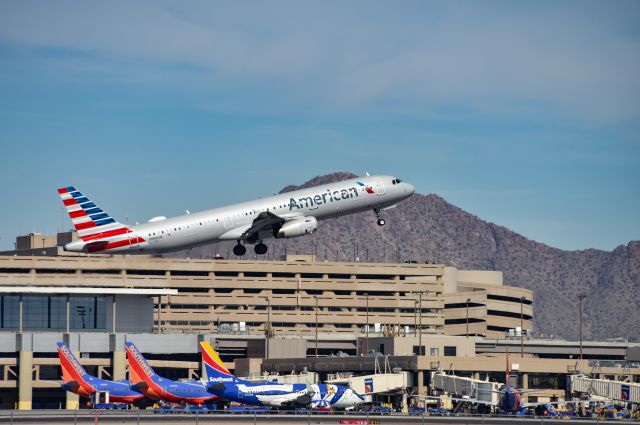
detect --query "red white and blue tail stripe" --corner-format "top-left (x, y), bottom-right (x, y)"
top-left (57, 186), bottom-right (145, 252)
top-left (58, 186), bottom-right (126, 239)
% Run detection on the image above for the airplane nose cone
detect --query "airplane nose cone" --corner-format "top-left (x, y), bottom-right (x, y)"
top-left (405, 182), bottom-right (415, 195)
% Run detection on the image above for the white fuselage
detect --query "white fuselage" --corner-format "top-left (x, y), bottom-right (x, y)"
top-left (65, 175), bottom-right (414, 254)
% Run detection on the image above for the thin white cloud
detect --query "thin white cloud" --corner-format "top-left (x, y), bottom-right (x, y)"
top-left (0, 1), bottom-right (639, 123)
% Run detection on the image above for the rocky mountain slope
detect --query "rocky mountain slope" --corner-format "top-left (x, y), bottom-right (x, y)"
top-left (169, 172), bottom-right (640, 341)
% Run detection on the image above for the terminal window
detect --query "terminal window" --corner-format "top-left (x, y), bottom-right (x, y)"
top-left (443, 346), bottom-right (457, 356)
top-left (0, 295), bottom-right (106, 330)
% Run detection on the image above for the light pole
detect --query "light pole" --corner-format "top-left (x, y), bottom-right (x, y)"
top-left (262, 296), bottom-right (271, 359)
top-left (578, 293), bottom-right (586, 360)
top-left (315, 296), bottom-right (319, 358)
top-left (365, 294), bottom-right (369, 355)
top-left (466, 298), bottom-right (471, 337)
top-left (409, 291), bottom-right (426, 355)
top-left (418, 293), bottom-right (423, 355)
top-left (520, 297), bottom-right (525, 357)
top-left (413, 300), bottom-right (418, 338)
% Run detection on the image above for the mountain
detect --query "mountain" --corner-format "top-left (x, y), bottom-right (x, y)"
top-left (168, 172), bottom-right (640, 341)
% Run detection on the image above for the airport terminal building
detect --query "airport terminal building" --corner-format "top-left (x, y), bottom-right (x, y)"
top-left (0, 233), bottom-right (638, 410)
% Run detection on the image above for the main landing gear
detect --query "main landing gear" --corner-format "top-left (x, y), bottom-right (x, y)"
top-left (374, 208), bottom-right (385, 226)
top-left (233, 241), bottom-right (246, 256)
top-left (254, 242), bottom-right (268, 255)
top-left (233, 241), bottom-right (268, 256)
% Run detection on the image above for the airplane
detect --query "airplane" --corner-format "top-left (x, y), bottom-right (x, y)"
top-left (124, 341), bottom-right (218, 406)
top-left (200, 341), bottom-right (364, 409)
top-left (56, 341), bottom-right (145, 404)
top-left (57, 174), bottom-right (414, 255)
top-left (437, 351), bottom-right (584, 414)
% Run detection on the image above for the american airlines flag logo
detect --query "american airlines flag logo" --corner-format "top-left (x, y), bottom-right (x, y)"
top-left (356, 182), bottom-right (375, 194)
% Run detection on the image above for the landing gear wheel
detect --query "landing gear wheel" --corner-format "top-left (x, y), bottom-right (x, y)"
top-left (233, 243), bottom-right (246, 256)
top-left (254, 243), bottom-right (268, 255)
top-left (373, 208), bottom-right (385, 226)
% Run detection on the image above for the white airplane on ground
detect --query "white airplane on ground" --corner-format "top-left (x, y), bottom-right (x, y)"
top-left (58, 175), bottom-right (414, 256)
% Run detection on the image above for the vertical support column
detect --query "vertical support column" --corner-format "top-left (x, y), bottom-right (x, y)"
top-left (112, 295), bottom-right (117, 333)
top-left (199, 335), bottom-right (211, 381)
top-left (417, 370), bottom-right (425, 399)
top-left (66, 387), bottom-right (79, 409)
top-left (66, 295), bottom-right (70, 333)
top-left (112, 350), bottom-right (127, 381)
top-left (18, 350), bottom-right (32, 410)
top-left (19, 296), bottom-right (23, 334)
top-left (521, 372), bottom-right (529, 403)
top-left (157, 296), bottom-right (162, 333)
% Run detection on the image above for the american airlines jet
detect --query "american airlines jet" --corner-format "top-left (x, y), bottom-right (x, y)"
top-left (58, 175), bottom-right (414, 256)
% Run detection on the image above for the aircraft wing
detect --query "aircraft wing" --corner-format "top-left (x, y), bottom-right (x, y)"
top-left (256, 391), bottom-right (313, 407)
top-left (521, 400), bottom-right (596, 409)
top-left (60, 380), bottom-right (81, 392)
top-left (241, 211), bottom-right (285, 240)
top-left (132, 381), bottom-right (149, 393)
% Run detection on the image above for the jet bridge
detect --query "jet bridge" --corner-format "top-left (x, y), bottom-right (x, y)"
top-left (570, 375), bottom-right (640, 404)
top-left (326, 372), bottom-right (408, 395)
top-left (430, 372), bottom-right (500, 405)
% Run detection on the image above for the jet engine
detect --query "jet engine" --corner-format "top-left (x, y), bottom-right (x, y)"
top-left (275, 216), bottom-right (317, 238)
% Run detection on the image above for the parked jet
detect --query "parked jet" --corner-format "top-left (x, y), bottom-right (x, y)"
top-left (201, 341), bottom-right (364, 409)
top-left (441, 351), bottom-right (578, 414)
top-left (56, 342), bottom-right (144, 404)
top-left (124, 341), bottom-right (217, 406)
top-left (57, 175), bottom-right (414, 255)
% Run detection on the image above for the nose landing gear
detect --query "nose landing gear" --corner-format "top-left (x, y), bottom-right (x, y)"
top-left (374, 208), bottom-right (385, 226)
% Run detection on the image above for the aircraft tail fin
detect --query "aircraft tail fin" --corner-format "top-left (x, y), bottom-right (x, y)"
top-left (56, 342), bottom-right (92, 390)
top-left (200, 342), bottom-right (235, 382)
top-left (57, 186), bottom-right (129, 241)
top-left (124, 342), bottom-right (159, 385)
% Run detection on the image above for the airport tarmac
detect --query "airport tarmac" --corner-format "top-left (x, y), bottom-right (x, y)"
top-left (1, 410), bottom-right (639, 425)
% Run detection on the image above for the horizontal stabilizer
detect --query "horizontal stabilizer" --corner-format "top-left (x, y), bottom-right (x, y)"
top-left (83, 240), bottom-right (110, 253)
top-left (132, 381), bottom-right (149, 393)
top-left (208, 382), bottom-right (225, 392)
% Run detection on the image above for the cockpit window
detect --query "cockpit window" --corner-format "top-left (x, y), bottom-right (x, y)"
top-left (397, 178), bottom-right (402, 183)
top-left (392, 178), bottom-right (403, 184)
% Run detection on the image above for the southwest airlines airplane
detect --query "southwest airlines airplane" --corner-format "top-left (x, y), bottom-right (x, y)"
top-left (125, 341), bottom-right (218, 406)
top-left (201, 342), bottom-right (364, 409)
top-left (57, 175), bottom-right (414, 256)
top-left (56, 342), bottom-right (145, 405)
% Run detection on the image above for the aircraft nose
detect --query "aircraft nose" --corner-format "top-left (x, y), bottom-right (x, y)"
top-left (405, 182), bottom-right (415, 195)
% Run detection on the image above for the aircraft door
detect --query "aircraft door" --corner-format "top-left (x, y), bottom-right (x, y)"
top-left (373, 178), bottom-right (386, 196)
top-left (129, 232), bottom-right (140, 249)
top-left (224, 216), bottom-right (233, 229)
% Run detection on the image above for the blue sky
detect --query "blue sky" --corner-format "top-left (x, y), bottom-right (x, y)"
top-left (0, 1), bottom-right (638, 251)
